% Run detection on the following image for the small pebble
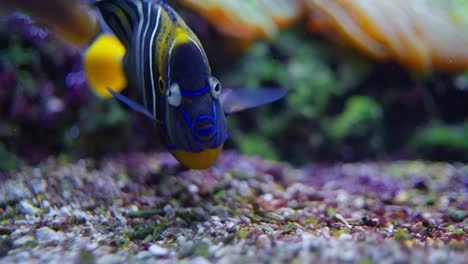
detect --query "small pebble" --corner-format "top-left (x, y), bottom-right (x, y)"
top-left (35, 227), bottom-right (64, 244)
top-left (148, 244), bottom-right (168, 256)
top-left (183, 256), bottom-right (211, 264)
top-left (135, 251), bottom-right (153, 260)
top-left (13, 236), bottom-right (34, 247)
top-left (19, 200), bottom-right (39, 214)
top-left (255, 234), bottom-right (272, 249)
top-left (187, 184), bottom-right (199, 194)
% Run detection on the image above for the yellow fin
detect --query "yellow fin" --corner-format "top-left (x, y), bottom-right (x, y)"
top-left (84, 34), bottom-right (127, 98)
top-left (170, 144), bottom-right (223, 170)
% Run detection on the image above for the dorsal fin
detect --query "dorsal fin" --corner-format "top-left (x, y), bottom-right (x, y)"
top-left (94, 0), bottom-right (142, 47)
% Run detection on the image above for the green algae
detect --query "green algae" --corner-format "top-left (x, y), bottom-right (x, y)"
top-left (78, 249), bottom-right (96, 264)
top-left (393, 229), bottom-right (412, 241)
top-left (238, 227), bottom-right (249, 239)
top-left (126, 209), bottom-right (164, 218)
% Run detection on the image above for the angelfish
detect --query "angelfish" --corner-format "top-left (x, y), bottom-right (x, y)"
top-left (94, 0), bottom-right (287, 170)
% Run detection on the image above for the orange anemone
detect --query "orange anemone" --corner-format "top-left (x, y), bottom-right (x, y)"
top-left (179, 0), bottom-right (303, 40)
top-left (305, 0), bottom-right (468, 73)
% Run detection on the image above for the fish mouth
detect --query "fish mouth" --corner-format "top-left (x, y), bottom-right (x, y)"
top-left (193, 119), bottom-right (216, 139)
top-left (194, 119), bottom-right (213, 129)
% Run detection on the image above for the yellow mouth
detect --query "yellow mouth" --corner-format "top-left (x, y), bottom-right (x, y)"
top-left (170, 144), bottom-right (223, 170)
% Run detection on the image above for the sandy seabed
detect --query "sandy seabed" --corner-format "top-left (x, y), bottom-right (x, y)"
top-left (0, 151), bottom-right (466, 263)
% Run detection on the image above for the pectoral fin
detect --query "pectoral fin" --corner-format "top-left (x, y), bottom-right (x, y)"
top-left (106, 87), bottom-right (157, 121)
top-left (220, 87), bottom-right (287, 115)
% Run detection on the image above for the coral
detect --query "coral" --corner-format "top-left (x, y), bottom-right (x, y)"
top-left (0, 0), bottom-right (99, 47)
top-left (178, 0), bottom-right (303, 40)
top-left (178, 0), bottom-right (468, 73)
top-left (0, 13), bottom-right (153, 166)
top-left (305, 0), bottom-right (468, 73)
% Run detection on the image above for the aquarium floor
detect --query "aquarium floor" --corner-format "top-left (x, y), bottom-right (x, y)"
top-left (0, 151), bottom-right (466, 263)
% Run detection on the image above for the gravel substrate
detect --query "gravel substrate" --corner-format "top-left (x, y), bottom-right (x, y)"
top-left (0, 151), bottom-right (466, 263)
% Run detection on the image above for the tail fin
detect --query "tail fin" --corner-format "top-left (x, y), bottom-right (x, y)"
top-left (93, 0), bottom-right (141, 47)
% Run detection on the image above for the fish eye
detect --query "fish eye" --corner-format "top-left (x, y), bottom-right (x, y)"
top-left (209, 76), bottom-right (221, 99)
top-left (167, 83), bottom-right (182, 107)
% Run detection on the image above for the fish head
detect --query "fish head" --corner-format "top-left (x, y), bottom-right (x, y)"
top-left (162, 39), bottom-right (228, 169)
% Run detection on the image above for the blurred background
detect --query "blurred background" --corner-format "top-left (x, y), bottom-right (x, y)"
top-left (0, 0), bottom-right (467, 170)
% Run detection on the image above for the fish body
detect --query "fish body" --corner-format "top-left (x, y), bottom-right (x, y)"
top-left (6, 0), bottom-right (286, 169)
top-left (2, 0), bottom-right (287, 169)
top-left (95, 0), bottom-right (228, 169)
top-left (94, 0), bottom-right (287, 169)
